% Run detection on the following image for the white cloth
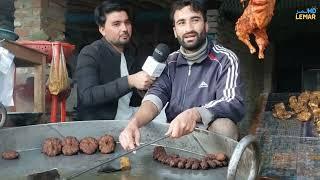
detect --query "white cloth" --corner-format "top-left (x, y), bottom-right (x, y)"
top-left (0, 47), bottom-right (15, 106)
top-left (114, 53), bottom-right (138, 120)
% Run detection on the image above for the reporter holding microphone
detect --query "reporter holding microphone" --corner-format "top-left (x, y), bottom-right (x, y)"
top-left (120, 0), bottom-right (245, 151)
top-left (76, 1), bottom-right (155, 121)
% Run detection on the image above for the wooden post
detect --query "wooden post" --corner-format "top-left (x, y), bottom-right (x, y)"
top-left (34, 55), bottom-right (46, 112)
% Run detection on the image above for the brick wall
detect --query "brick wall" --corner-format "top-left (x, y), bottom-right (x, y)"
top-left (14, 0), bottom-right (66, 41)
top-left (208, 10), bottom-right (275, 136)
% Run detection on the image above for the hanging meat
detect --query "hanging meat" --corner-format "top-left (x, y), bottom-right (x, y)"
top-left (235, 0), bottom-right (276, 59)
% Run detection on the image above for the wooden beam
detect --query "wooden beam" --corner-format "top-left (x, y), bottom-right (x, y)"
top-left (2, 41), bottom-right (47, 65)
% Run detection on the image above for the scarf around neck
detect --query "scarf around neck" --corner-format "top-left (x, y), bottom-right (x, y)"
top-left (180, 38), bottom-right (208, 64)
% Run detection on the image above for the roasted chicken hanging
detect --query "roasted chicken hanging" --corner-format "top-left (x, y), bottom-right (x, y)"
top-left (235, 0), bottom-right (276, 59)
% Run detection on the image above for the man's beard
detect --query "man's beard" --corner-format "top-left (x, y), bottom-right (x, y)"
top-left (178, 30), bottom-right (206, 51)
top-left (111, 32), bottom-right (131, 47)
top-left (112, 38), bottom-right (130, 47)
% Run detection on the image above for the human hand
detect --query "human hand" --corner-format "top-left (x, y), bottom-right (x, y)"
top-left (165, 108), bottom-right (201, 138)
top-left (128, 71), bottom-right (156, 90)
top-left (119, 119), bottom-right (141, 150)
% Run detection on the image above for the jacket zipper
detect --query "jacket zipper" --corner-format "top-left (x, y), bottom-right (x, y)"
top-left (182, 65), bottom-right (192, 109)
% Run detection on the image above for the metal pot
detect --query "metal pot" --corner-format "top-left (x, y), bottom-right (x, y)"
top-left (0, 102), bottom-right (6, 127)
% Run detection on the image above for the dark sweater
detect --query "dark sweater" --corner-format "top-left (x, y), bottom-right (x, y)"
top-left (75, 38), bottom-right (142, 120)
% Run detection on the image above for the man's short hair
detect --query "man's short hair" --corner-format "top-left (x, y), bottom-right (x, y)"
top-left (170, 0), bottom-right (207, 26)
top-left (94, 0), bottom-right (131, 27)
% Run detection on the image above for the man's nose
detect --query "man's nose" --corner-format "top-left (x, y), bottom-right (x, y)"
top-left (184, 21), bottom-right (194, 33)
top-left (120, 23), bottom-right (128, 31)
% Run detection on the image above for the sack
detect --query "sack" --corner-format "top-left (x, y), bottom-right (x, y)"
top-left (47, 45), bottom-right (70, 95)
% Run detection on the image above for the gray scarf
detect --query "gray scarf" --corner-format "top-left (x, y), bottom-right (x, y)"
top-left (180, 38), bottom-right (208, 64)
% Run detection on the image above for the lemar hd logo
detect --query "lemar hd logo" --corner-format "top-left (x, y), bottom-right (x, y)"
top-left (295, 7), bottom-right (317, 20)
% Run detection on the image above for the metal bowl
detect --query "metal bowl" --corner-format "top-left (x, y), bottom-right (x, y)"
top-left (0, 28), bottom-right (19, 41)
top-left (0, 103), bottom-right (6, 127)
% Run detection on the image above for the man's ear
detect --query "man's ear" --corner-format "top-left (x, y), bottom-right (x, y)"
top-left (173, 27), bottom-right (177, 38)
top-left (99, 26), bottom-right (105, 36)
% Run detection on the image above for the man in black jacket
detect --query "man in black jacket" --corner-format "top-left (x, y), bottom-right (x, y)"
top-left (75, 1), bottom-right (154, 120)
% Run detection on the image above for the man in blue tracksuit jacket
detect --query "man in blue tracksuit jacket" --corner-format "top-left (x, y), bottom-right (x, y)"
top-left (120, 0), bottom-right (245, 150)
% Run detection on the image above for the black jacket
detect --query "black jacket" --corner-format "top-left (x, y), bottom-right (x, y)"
top-left (75, 38), bottom-right (142, 120)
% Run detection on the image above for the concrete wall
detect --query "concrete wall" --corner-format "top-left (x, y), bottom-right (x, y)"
top-left (14, 0), bottom-right (66, 41)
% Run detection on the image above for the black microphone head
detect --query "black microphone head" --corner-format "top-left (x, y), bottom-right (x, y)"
top-left (152, 43), bottom-right (170, 63)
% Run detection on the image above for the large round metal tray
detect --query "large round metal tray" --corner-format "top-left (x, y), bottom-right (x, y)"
top-left (0, 120), bottom-right (258, 180)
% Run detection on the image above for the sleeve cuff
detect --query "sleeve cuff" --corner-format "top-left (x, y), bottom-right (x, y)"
top-left (142, 94), bottom-right (163, 113)
top-left (117, 76), bottom-right (131, 91)
top-left (195, 107), bottom-right (214, 127)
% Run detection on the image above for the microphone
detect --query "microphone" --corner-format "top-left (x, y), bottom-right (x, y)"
top-left (142, 43), bottom-right (170, 77)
